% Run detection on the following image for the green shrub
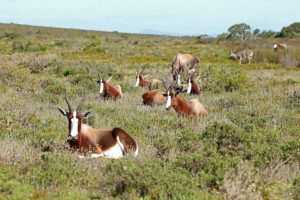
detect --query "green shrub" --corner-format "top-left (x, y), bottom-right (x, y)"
top-left (24, 152), bottom-right (92, 188)
top-left (202, 122), bottom-right (249, 156)
top-left (228, 111), bottom-right (267, 132)
top-left (82, 42), bottom-right (106, 53)
top-left (42, 79), bottom-right (65, 95)
top-left (201, 65), bottom-right (249, 93)
top-left (100, 159), bottom-right (217, 199)
top-left (0, 32), bottom-right (19, 40)
top-left (62, 67), bottom-right (76, 76)
top-left (0, 166), bottom-right (35, 199)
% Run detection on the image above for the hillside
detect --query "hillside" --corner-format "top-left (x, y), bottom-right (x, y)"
top-left (0, 23), bottom-right (299, 199)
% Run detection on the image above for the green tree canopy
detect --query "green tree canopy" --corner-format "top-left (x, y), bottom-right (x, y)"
top-left (228, 23), bottom-right (251, 41)
top-left (277, 22), bottom-right (300, 38)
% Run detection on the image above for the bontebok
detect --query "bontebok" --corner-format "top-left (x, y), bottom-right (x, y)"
top-left (93, 71), bottom-right (123, 100)
top-left (57, 89), bottom-right (138, 158)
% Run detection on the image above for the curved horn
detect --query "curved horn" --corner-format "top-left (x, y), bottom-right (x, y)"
top-left (98, 71), bottom-right (101, 80)
top-left (77, 88), bottom-right (86, 112)
top-left (163, 79), bottom-right (168, 91)
top-left (65, 89), bottom-right (73, 112)
top-left (169, 80), bottom-right (176, 90)
top-left (140, 67), bottom-right (145, 75)
top-left (103, 71), bottom-right (108, 79)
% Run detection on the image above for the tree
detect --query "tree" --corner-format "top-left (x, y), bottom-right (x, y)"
top-left (253, 28), bottom-right (260, 36)
top-left (228, 23), bottom-right (251, 41)
top-left (258, 30), bottom-right (277, 39)
top-left (277, 22), bottom-right (300, 38)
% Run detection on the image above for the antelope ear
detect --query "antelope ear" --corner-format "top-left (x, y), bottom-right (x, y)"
top-left (143, 74), bottom-right (150, 78)
top-left (57, 107), bottom-right (67, 116)
top-left (106, 76), bottom-right (112, 82)
top-left (83, 111), bottom-right (91, 118)
top-left (92, 79), bottom-right (99, 83)
top-left (160, 93), bottom-right (168, 97)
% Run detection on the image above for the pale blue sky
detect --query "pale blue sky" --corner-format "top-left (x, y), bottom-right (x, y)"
top-left (0, 0), bottom-right (299, 36)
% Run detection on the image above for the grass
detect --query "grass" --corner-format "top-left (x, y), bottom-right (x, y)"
top-left (0, 23), bottom-right (299, 199)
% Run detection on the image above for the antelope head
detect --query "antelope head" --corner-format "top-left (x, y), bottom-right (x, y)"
top-left (228, 49), bottom-right (237, 59)
top-left (173, 65), bottom-right (183, 86)
top-left (161, 81), bottom-right (181, 110)
top-left (172, 60), bottom-right (183, 81)
top-left (57, 88), bottom-right (91, 138)
top-left (135, 67), bottom-right (149, 87)
top-left (93, 71), bottom-right (112, 94)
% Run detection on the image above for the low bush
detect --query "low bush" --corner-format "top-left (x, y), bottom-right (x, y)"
top-left (201, 65), bottom-right (249, 93)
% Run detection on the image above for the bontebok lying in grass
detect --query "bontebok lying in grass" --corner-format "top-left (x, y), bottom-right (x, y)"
top-left (57, 89), bottom-right (138, 158)
top-left (161, 82), bottom-right (207, 117)
top-left (93, 71), bottom-right (123, 100)
top-left (187, 74), bottom-right (201, 95)
top-left (135, 67), bottom-right (161, 88)
top-left (142, 83), bottom-right (167, 106)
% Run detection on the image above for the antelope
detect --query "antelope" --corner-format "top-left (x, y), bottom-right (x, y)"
top-left (161, 82), bottom-right (208, 117)
top-left (173, 67), bottom-right (188, 92)
top-left (187, 74), bottom-right (201, 95)
top-left (135, 67), bottom-right (161, 88)
top-left (57, 89), bottom-right (138, 158)
top-left (142, 83), bottom-right (167, 106)
top-left (274, 43), bottom-right (288, 51)
top-left (93, 71), bottom-right (123, 100)
top-left (171, 53), bottom-right (200, 80)
top-left (228, 49), bottom-right (254, 64)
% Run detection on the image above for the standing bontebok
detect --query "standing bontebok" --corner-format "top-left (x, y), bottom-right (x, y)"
top-left (161, 82), bottom-right (208, 117)
top-left (135, 67), bottom-right (161, 88)
top-left (171, 53), bottom-right (200, 80)
top-left (228, 49), bottom-right (254, 64)
top-left (274, 43), bottom-right (288, 51)
top-left (57, 89), bottom-right (138, 158)
top-left (93, 71), bottom-right (123, 100)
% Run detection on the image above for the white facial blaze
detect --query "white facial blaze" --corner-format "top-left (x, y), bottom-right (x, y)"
top-left (187, 79), bottom-right (192, 94)
top-left (135, 77), bottom-right (140, 87)
top-left (70, 111), bottom-right (79, 138)
top-left (274, 44), bottom-right (277, 49)
top-left (166, 92), bottom-right (171, 109)
top-left (99, 79), bottom-right (104, 94)
top-left (177, 74), bottom-right (181, 85)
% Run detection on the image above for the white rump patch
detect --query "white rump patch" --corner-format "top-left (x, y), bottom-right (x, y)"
top-left (89, 136), bottom-right (125, 159)
top-left (70, 111), bottom-right (78, 138)
top-left (166, 92), bottom-right (171, 109)
top-left (274, 44), bottom-right (277, 49)
top-left (134, 145), bottom-right (138, 157)
top-left (135, 77), bottom-right (140, 87)
top-left (99, 79), bottom-right (104, 94)
top-left (187, 81), bottom-right (192, 94)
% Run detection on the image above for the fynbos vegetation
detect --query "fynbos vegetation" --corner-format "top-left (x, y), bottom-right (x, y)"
top-left (0, 23), bottom-right (299, 199)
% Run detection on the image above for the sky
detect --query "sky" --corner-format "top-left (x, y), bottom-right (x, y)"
top-left (0, 0), bottom-right (299, 36)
